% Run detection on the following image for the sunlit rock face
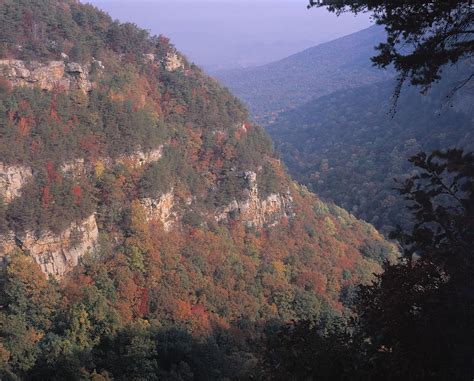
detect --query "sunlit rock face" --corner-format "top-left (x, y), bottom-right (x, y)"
top-left (140, 191), bottom-right (176, 232)
top-left (0, 214), bottom-right (98, 277)
top-left (216, 171), bottom-right (294, 228)
top-left (0, 59), bottom-right (93, 92)
top-left (164, 51), bottom-right (184, 72)
top-left (1, 146), bottom-right (163, 202)
top-left (0, 163), bottom-right (32, 203)
top-left (115, 146), bottom-right (164, 168)
top-left (61, 146), bottom-right (164, 177)
top-left (0, 145), bottom-right (165, 276)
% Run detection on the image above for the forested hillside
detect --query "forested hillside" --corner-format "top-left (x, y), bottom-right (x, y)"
top-left (217, 24), bottom-right (473, 234)
top-left (268, 63), bottom-right (474, 233)
top-left (224, 1), bottom-right (473, 379)
top-left (215, 26), bottom-right (392, 125)
top-left (0, 1), bottom-right (397, 378)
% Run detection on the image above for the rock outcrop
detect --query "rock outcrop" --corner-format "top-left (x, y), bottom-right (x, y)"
top-left (0, 163), bottom-right (32, 203)
top-left (60, 158), bottom-right (87, 177)
top-left (0, 59), bottom-right (93, 92)
top-left (140, 191), bottom-right (176, 232)
top-left (115, 146), bottom-right (163, 168)
top-left (1, 146), bottom-right (162, 201)
top-left (164, 51), bottom-right (184, 72)
top-left (216, 171), bottom-right (294, 227)
top-left (61, 147), bottom-right (164, 177)
top-left (0, 214), bottom-right (99, 277)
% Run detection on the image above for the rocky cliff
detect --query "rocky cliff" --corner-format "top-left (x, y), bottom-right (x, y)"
top-left (140, 191), bottom-right (177, 231)
top-left (0, 59), bottom-right (93, 92)
top-left (0, 214), bottom-right (98, 277)
top-left (216, 171), bottom-right (294, 227)
top-left (61, 146), bottom-right (164, 177)
top-left (0, 163), bottom-right (32, 203)
top-left (0, 144), bottom-right (164, 276)
top-left (0, 146), bottom-right (163, 277)
top-left (164, 50), bottom-right (184, 72)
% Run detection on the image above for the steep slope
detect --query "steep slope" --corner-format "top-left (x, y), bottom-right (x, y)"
top-left (268, 65), bottom-right (474, 233)
top-left (0, 1), bottom-right (396, 378)
top-left (214, 26), bottom-right (392, 124)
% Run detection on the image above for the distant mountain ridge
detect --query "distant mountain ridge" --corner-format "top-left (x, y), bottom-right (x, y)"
top-left (215, 25), bottom-right (393, 125)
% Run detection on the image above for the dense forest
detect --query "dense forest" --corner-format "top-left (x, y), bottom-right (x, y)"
top-left (0, 1), bottom-right (401, 379)
top-left (268, 66), bottom-right (474, 233)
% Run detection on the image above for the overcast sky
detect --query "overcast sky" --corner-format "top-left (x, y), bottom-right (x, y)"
top-left (86, 0), bottom-right (373, 71)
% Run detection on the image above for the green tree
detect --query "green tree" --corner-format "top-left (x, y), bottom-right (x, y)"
top-left (261, 320), bottom-right (358, 381)
top-left (0, 251), bottom-right (59, 374)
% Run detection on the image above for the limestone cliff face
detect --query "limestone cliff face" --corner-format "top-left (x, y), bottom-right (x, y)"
top-left (216, 171), bottom-right (294, 227)
top-left (164, 51), bottom-right (184, 72)
top-left (0, 156), bottom-right (293, 276)
top-left (115, 146), bottom-right (163, 168)
top-left (140, 191), bottom-right (176, 232)
top-left (0, 214), bottom-right (98, 277)
top-left (0, 59), bottom-right (93, 92)
top-left (139, 171), bottom-right (294, 231)
top-left (0, 163), bottom-right (32, 203)
top-left (0, 145), bottom-right (164, 276)
top-left (60, 158), bottom-right (87, 177)
top-left (1, 146), bottom-right (162, 201)
top-left (61, 146), bottom-right (164, 177)
top-left (0, 160), bottom-right (99, 277)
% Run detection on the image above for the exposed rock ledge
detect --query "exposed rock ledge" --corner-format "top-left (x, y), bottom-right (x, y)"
top-left (216, 171), bottom-right (294, 228)
top-left (0, 163), bottom-right (32, 203)
top-left (61, 146), bottom-right (164, 177)
top-left (0, 146), bottom-right (163, 202)
top-left (115, 146), bottom-right (163, 168)
top-left (0, 59), bottom-right (92, 92)
top-left (164, 51), bottom-right (184, 72)
top-left (0, 214), bottom-right (98, 277)
top-left (140, 191), bottom-right (176, 232)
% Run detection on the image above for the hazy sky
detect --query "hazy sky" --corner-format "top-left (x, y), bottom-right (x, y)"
top-left (86, 0), bottom-right (373, 71)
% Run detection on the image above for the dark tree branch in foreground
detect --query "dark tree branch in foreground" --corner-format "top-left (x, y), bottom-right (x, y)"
top-left (356, 149), bottom-right (474, 380)
top-left (309, 1), bottom-right (474, 99)
top-left (261, 150), bottom-right (474, 380)
top-left (390, 149), bottom-right (474, 275)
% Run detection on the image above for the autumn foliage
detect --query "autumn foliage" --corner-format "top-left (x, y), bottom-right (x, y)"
top-left (0, 0), bottom-right (398, 378)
